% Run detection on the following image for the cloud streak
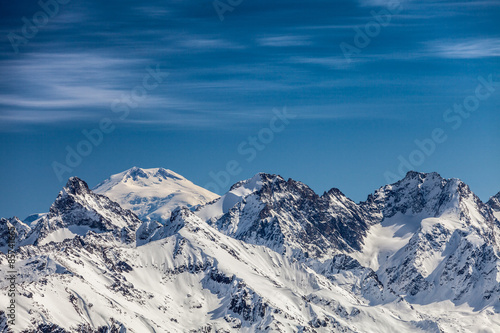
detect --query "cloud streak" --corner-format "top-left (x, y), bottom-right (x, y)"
top-left (427, 38), bottom-right (500, 59)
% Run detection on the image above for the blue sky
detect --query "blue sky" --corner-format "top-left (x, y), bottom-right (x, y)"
top-left (0, 0), bottom-right (499, 219)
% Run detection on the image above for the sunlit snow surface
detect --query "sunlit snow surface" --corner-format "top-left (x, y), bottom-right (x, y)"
top-left (93, 167), bottom-right (219, 222)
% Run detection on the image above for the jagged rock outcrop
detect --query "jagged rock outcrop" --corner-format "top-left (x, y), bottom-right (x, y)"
top-left (0, 217), bottom-right (31, 252)
top-left (23, 177), bottom-right (142, 246)
top-left (487, 191), bottom-right (500, 212)
top-left (196, 173), bottom-right (372, 257)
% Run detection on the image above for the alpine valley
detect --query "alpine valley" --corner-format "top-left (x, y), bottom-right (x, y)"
top-left (1, 167), bottom-right (500, 333)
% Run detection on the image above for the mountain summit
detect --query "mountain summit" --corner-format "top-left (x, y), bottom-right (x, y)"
top-left (93, 167), bottom-right (219, 223)
top-left (22, 177), bottom-right (142, 246)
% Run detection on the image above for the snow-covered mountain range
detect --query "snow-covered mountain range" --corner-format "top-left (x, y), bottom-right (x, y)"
top-left (1, 168), bottom-right (500, 332)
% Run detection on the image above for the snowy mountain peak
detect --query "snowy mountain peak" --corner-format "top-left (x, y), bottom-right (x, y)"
top-left (63, 176), bottom-right (92, 196)
top-left (96, 167), bottom-right (186, 189)
top-left (487, 191), bottom-right (500, 223)
top-left (0, 217), bottom-right (31, 252)
top-left (487, 191), bottom-right (500, 211)
top-left (93, 167), bottom-right (219, 223)
top-left (124, 166), bottom-right (148, 179)
top-left (353, 172), bottom-right (500, 307)
top-left (197, 172), bottom-right (370, 255)
top-left (400, 170), bottom-right (443, 182)
top-left (155, 167), bottom-right (185, 180)
top-left (362, 171), bottom-right (475, 221)
top-left (323, 187), bottom-right (347, 199)
top-left (197, 172), bottom-right (299, 221)
top-left (123, 166), bottom-right (185, 182)
top-left (21, 177), bottom-right (142, 246)
top-left (228, 172), bottom-right (276, 192)
top-left (170, 205), bottom-right (193, 220)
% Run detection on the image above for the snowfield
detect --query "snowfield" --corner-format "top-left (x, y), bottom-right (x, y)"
top-left (93, 167), bottom-right (219, 223)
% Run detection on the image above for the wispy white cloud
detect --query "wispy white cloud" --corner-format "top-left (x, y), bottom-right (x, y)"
top-left (419, 0), bottom-right (500, 8)
top-left (289, 56), bottom-right (360, 69)
top-left (0, 110), bottom-right (94, 123)
top-left (358, 0), bottom-right (498, 9)
top-left (0, 52), bottom-right (146, 110)
top-left (257, 36), bottom-right (311, 47)
top-left (134, 6), bottom-right (171, 18)
top-left (179, 37), bottom-right (244, 50)
top-left (356, 0), bottom-right (406, 8)
top-left (427, 38), bottom-right (500, 59)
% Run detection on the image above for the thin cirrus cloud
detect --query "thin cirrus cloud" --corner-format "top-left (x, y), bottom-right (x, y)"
top-left (288, 56), bottom-right (358, 69)
top-left (355, 0), bottom-right (403, 7)
top-left (0, 53), bottom-right (147, 110)
top-left (257, 36), bottom-right (312, 47)
top-left (427, 38), bottom-right (500, 59)
top-left (179, 38), bottom-right (244, 50)
top-left (0, 110), bottom-right (97, 125)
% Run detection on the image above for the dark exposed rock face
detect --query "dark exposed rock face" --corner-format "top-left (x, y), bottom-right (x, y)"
top-left (205, 173), bottom-right (373, 257)
top-left (24, 177), bottom-right (142, 246)
top-left (0, 217), bottom-right (30, 251)
top-left (361, 171), bottom-right (495, 224)
top-left (487, 191), bottom-right (500, 212)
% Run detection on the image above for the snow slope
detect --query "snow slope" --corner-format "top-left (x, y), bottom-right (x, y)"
top-left (93, 167), bottom-right (219, 223)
